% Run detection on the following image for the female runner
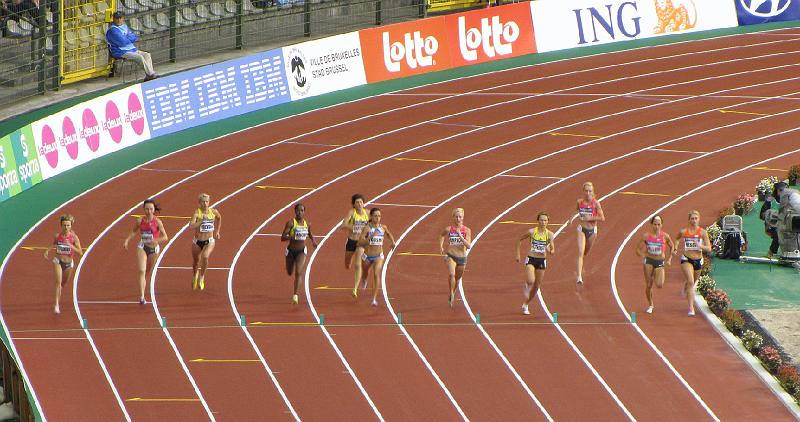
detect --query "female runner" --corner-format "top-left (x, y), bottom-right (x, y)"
top-left (675, 210), bottom-right (711, 316)
top-left (124, 199), bottom-right (169, 304)
top-left (189, 193), bottom-right (222, 290)
top-left (576, 182), bottom-right (605, 284)
top-left (358, 208), bottom-right (396, 306)
top-left (44, 214), bottom-right (83, 314)
top-left (340, 194), bottom-right (369, 298)
top-left (635, 215), bottom-right (675, 314)
top-left (516, 211), bottom-right (554, 315)
top-left (281, 203), bottom-right (317, 305)
top-left (439, 208), bottom-right (472, 308)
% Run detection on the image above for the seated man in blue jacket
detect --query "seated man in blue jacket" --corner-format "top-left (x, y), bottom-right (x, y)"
top-left (106, 11), bottom-right (157, 81)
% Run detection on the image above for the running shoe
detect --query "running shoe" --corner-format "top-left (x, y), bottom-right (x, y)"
top-left (199, 276), bottom-right (205, 291)
top-left (351, 288), bottom-right (358, 299)
top-left (371, 299), bottom-right (378, 307)
top-left (192, 274), bottom-right (198, 290)
top-left (139, 298), bottom-right (146, 305)
top-left (522, 304), bottom-right (530, 315)
top-left (688, 309), bottom-right (695, 316)
top-left (576, 276), bottom-right (583, 285)
top-left (646, 305), bottom-right (654, 314)
top-left (54, 304), bottom-right (60, 314)
top-left (292, 294), bottom-right (299, 305)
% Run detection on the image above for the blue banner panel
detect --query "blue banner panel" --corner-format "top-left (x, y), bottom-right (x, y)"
top-left (142, 48), bottom-right (290, 137)
top-left (736, 0), bottom-right (800, 25)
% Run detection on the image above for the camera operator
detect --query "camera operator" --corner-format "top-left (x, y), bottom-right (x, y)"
top-left (760, 182), bottom-right (786, 259)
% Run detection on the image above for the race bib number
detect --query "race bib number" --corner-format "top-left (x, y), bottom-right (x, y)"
top-left (369, 234), bottom-right (384, 246)
top-left (141, 231), bottom-right (154, 242)
top-left (684, 238), bottom-right (700, 251)
top-left (646, 243), bottom-right (662, 256)
top-left (294, 227), bottom-right (308, 241)
top-left (56, 243), bottom-right (71, 254)
top-left (352, 221), bottom-right (366, 235)
top-left (531, 242), bottom-right (546, 254)
top-left (200, 221), bottom-right (214, 233)
top-left (449, 233), bottom-right (463, 246)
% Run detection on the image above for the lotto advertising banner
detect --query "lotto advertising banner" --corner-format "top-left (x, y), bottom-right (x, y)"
top-left (282, 32), bottom-right (367, 101)
top-left (142, 48), bottom-right (291, 138)
top-left (360, 2), bottom-right (536, 83)
top-left (0, 125), bottom-right (42, 203)
top-left (31, 85), bottom-right (151, 179)
top-left (444, 3), bottom-right (536, 67)
top-left (530, 0), bottom-right (739, 53)
top-left (736, 0), bottom-right (800, 25)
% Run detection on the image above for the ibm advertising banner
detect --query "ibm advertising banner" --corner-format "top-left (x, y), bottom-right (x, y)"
top-left (530, 0), bottom-right (739, 53)
top-left (141, 48), bottom-right (291, 138)
top-left (735, 0), bottom-right (800, 25)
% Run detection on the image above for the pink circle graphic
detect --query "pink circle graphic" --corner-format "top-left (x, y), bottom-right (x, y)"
top-left (82, 108), bottom-right (100, 152)
top-left (105, 100), bottom-right (123, 143)
top-left (62, 116), bottom-right (79, 160)
top-left (40, 124), bottom-right (58, 169)
top-left (128, 92), bottom-right (145, 136)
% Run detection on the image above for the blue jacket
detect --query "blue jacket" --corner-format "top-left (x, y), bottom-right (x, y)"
top-left (106, 23), bottom-right (139, 58)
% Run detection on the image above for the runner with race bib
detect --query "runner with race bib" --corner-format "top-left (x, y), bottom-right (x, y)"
top-left (516, 211), bottom-right (555, 315)
top-left (189, 193), bottom-right (222, 291)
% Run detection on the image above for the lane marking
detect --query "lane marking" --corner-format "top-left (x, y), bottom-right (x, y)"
top-left (720, 109), bottom-right (771, 116)
top-left (394, 157), bottom-right (453, 163)
top-left (5, 34), bottom-right (795, 421)
top-left (284, 141), bottom-right (342, 147)
top-left (498, 174), bottom-right (564, 180)
top-left (314, 285), bottom-right (381, 291)
top-left (751, 166), bottom-right (787, 171)
top-left (78, 301), bottom-right (141, 304)
top-left (396, 252), bottom-right (444, 256)
top-left (427, 121), bottom-right (484, 128)
top-left (139, 168), bottom-right (198, 173)
top-left (126, 397), bottom-right (200, 402)
top-left (12, 337), bottom-right (86, 340)
top-left (649, 148), bottom-right (707, 154)
top-left (20, 246), bottom-right (50, 251)
top-left (255, 185), bottom-right (315, 190)
top-left (619, 191), bottom-right (676, 197)
top-left (157, 266), bottom-right (230, 270)
top-left (249, 322), bottom-right (318, 326)
top-left (550, 132), bottom-right (603, 139)
top-left (499, 221), bottom-right (566, 226)
top-left (254, 233), bottom-right (283, 236)
top-left (189, 358), bottom-right (260, 363)
top-left (369, 202), bottom-right (436, 208)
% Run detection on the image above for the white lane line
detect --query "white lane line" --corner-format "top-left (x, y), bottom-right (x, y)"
top-left (384, 83), bottom-right (800, 420)
top-left (78, 301), bottom-right (142, 304)
top-left (498, 174), bottom-right (564, 180)
top-left (649, 148), bottom-right (707, 154)
top-left (254, 233), bottom-right (283, 237)
top-left (139, 168), bottom-right (199, 173)
top-left (369, 203), bottom-right (437, 208)
top-left (12, 337), bottom-right (87, 340)
top-left (608, 147), bottom-right (800, 421)
top-left (157, 266), bottom-right (230, 270)
top-left (1, 32), bottom-right (793, 420)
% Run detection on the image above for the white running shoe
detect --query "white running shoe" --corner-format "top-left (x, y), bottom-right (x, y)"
top-left (371, 299), bottom-right (378, 307)
top-left (646, 306), bottom-right (654, 314)
top-left (688, 309), bottom-right (695, 316)
top-left (522, 304), bottom-right (530, 315)
top-left (54, 304), bottom-right (60, 314)
top-left (576, 276), bottom-right (583, 285)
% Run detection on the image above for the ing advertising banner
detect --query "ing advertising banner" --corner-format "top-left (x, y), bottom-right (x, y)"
top-left (530, 0), bottom-right (739, 53)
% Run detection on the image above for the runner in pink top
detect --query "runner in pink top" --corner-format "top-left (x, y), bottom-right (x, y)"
top-left (575, 182), bottom-right (605, 284)
top-left (635, 215), bottom-right (675, 314)
top-left (44, 214), bottom-right (83, 314)
top-left (439, 208), bottom-right (472, 308)
top-left (124, 199), bottom-right (168, 305)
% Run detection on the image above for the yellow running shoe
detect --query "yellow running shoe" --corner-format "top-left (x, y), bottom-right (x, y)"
top-left (351, 288), bottom-right (358, 299)
top-left (192, 274), bottom-right (198, 290)
top-left (199, 276), bottom-right (205, 291)
top-left (292, 294), bottom-right (299, 304)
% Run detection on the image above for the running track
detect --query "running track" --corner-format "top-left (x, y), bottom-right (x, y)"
top-left (2, 29), bottom-right (800, 421)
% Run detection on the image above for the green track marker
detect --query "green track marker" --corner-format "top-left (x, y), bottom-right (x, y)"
top-left (81, 318), bottom-right (87, 329)
top-left (240, 315), bottom-right (246, 327)
top-left (319, 314), bottom-right (325, 325)
top-left (397, 313), bottom-right (402, 324)
top-left (161, 317), bottom-right (167, 328)
top-left (631, 312), bottom-right (637, 323)
top-left (552, 312), bottom-right (558, 323)
top-left (476, 313), bottom-right (481, 324)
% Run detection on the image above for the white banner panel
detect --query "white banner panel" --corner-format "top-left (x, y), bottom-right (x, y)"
top-left (282, 32), bottom-right (368, 101)
top-left (32, 85), bottom-right (151, 179)
top-left (531, 0), bottom-right (738, 53)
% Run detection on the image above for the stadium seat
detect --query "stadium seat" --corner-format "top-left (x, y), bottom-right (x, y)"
top-left (78, 27), bottom-right (92, 47)
top-left (155, 12), bottom-right (169, 28)
top-left (195, 4), bottom-right (212, 21)
top-left (79, 3), bottom-right (95, 24)
top-left (208, 2), bottom-right (231, 17)
top-left (127, 16), bottom-right (143, 32)
top-left (64, 29), bottom-right (77, 49)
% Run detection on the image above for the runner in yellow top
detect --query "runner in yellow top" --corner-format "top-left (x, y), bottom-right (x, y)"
top-left (516, 211), bottom-right (555, 315)
top-left (340, 194), bottom-right (370, 297)
top-left (189, 193), bottom-right (222, 290)
top-left (281, 203), bottom-right (317, 304)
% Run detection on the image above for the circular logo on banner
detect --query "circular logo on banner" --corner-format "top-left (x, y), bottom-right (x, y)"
top-left (40, 124), bottom-right (58, 169)
top-left (128, 92), bottom-right (145, 136)
top-left (82, 108), bottom-right (100, 152)
top-left (62, 116), bottom-right (79, 160)
top-left (740, 0), bottom-right (792, 17)
top-left (287, 47), bottom-right (310, 98)
top-left (105, 100), bottom-right (123, 143)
